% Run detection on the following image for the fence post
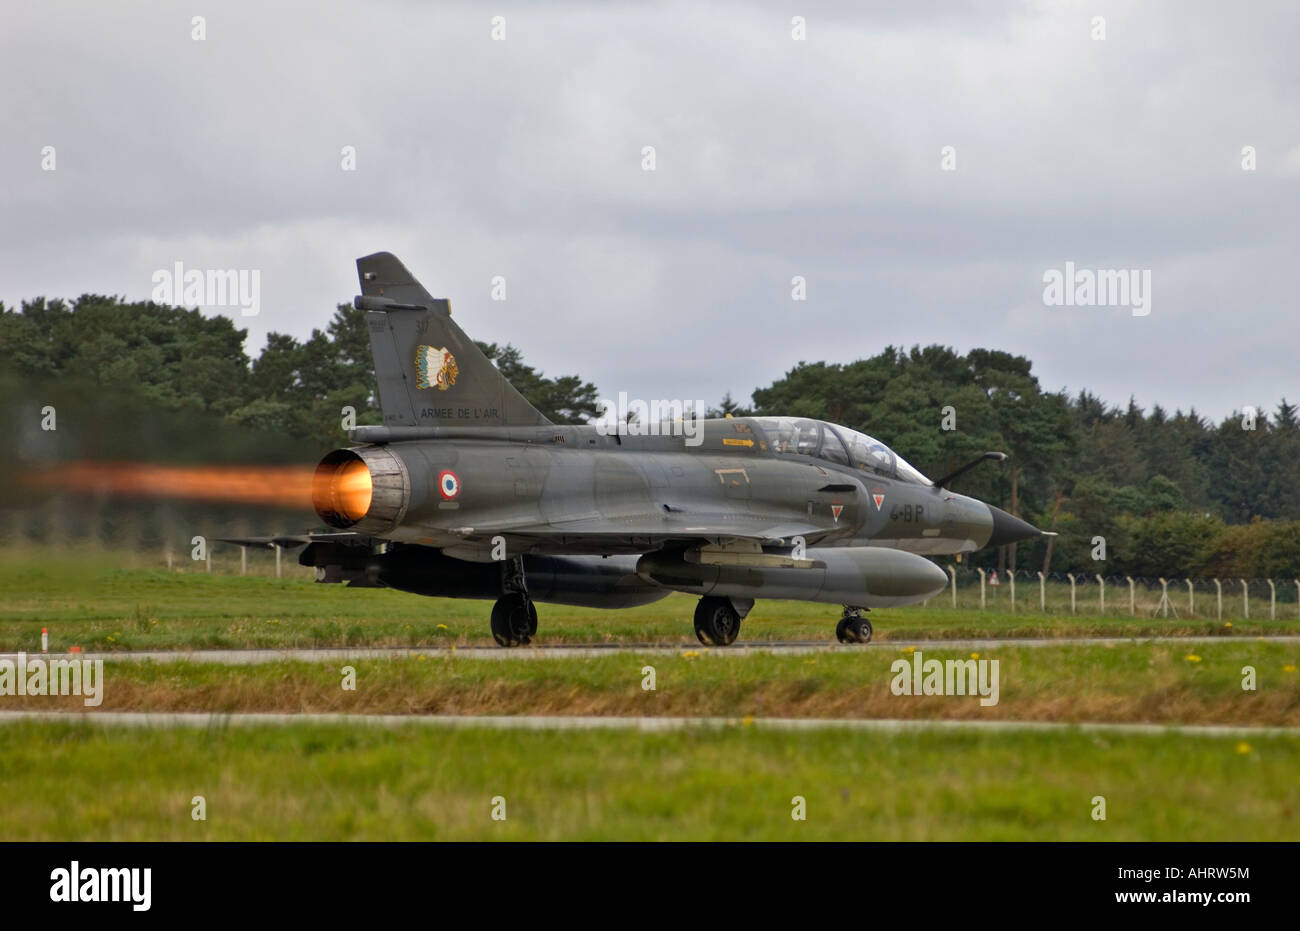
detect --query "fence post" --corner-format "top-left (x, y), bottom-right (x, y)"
top-left (240, 545), bottom-right (247, 576)
top-left (1268, 579), bottom-right (1275, 620)
top-left (1038, 571), bottom-right (1045, 612)
top-left (274, 543), bottom-right (282, 579)
top-left (1214, 578), bottom-right (1222, 620)
top-left (976, 568), bottom-right (986, 609)
top-left (949, 565), bottom-right (957, 608)
top-left (1097, 574), bottom-right (1105, 614)
top-left (1186, 579), bottom-right (1194, 617)
top-left (1008, 570), bottom-right (1016, 613)
top-left (1126, 576), bottom-right (1135, 616)
top-left (1067, 573), bottom-right (1076, 614)
top-left (1159, 578), bottom-right (1168, 618)
top-left (1240, 579), bottom-right (1249, 620)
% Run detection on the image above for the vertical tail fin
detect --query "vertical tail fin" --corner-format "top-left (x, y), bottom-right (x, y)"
top-left (355, 252), bottom-right (551, 428)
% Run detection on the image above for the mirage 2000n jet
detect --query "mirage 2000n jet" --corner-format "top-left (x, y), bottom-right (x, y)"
top-left (241, 253), bottom-right (1045, 647)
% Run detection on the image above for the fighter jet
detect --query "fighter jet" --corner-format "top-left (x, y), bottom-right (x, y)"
top-left (269, 252), bottom-right (1044, 647)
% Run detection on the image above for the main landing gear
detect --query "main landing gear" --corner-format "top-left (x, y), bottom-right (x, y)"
top-left (835, 606), bottom-right (872, 644)
top-left (490, 593), bottom-right (537, 647)
top-left (490, 557), bottom-right (538, 647)
top-left (693, 596), bottom-right (754, 646)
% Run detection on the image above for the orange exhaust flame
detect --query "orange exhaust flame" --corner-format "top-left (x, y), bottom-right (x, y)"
top-left (317, 459), bottom-right (372, 522)
top-left (23, 462), bottom-right (317, 509)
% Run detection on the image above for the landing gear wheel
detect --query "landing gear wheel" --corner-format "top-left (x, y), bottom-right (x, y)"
top-left (491, 593), bottom-right (534, 647)
top-left (694, 596), bottom-right (741, 646)
top-left (836, 614), bottom-right (873, 644)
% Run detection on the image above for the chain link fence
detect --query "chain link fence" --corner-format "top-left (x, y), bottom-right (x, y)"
top-left (931, 567), bottom-right (1300, 619)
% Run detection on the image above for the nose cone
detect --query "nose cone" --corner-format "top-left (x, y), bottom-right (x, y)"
top-left (986, 505), bottom-right (1042, 547)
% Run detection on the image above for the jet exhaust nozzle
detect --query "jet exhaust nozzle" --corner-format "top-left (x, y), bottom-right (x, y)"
top-left (312, 446), bottom-right (411, 531)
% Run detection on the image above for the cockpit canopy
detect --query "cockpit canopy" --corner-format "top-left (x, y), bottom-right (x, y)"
top-left (749, 417), bottom-right (931, 485)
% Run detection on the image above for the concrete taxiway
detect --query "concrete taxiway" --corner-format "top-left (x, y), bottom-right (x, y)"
top-left (2, 635), bottom-right (1296, 665)
top-left (1, 710), bottom-right (1297, 738)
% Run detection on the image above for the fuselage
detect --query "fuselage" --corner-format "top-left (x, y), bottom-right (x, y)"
top-left (313, 416), bottom-right (1025, 559)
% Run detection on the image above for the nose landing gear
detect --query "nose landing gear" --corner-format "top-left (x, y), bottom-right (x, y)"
top-left (835, 607), bottom-right (872, 644)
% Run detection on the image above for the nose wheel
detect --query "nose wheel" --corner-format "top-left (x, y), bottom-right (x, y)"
top-left (694, 596), bottom-right (742, 646)
top-left (835, 608), bottom-right (872, 644)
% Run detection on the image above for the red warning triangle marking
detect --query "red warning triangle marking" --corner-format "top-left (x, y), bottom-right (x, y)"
top-left (831, 504), bottom-right (843, 521)
top-left (872, 493), bottom-right (885, 509)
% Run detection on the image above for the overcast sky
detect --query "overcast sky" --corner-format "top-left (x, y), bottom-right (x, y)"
top-left (3, 0), bottom-right (1297, 422)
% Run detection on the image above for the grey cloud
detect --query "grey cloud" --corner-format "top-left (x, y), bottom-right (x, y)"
top-left (1, 0), bottom-right (1297, 420)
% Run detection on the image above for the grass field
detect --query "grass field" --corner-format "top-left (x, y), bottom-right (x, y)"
top-left (1, 721), bottom-right (1294, 840)
top-left (5, 643), bottom-right (1298, 725)
top-left (3, 548), bottom-right (1298, 842)
top-left (3, 551), bottom-right (1298, 651)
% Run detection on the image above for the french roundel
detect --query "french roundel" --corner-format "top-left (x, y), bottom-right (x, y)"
top-left (438, 470), bottom-right (461, 499)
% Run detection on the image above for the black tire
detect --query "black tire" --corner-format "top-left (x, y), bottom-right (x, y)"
top-left (491, 594), bottom-right (533, 647)
top-left (835, 616), bottom-right (853, 643)
top-left (694, 596), bottom-right (741, 646)
top-left (836, 615), bottom-right (872, 644)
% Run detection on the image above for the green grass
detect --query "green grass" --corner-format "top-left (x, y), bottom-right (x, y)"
top-left (12, 643), bottom-right (1299, 725)
top-left (3, 551), bottom-right (1297, 651)
top-left (0, 721), bottom-right (1295, 840)
top-left (5, 548), bottom-right (1297, 842)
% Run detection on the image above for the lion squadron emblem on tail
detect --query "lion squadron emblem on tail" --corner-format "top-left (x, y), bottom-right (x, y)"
top-left (416, 345), bottom-right (458, 390)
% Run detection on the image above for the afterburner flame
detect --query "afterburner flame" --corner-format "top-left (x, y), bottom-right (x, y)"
top-left (320, 458), bottom-right (373, 522)
top-left (23, 462), bottom-right (316, 509)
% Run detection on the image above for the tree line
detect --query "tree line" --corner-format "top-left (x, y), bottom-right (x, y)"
top-left (2, 294), bottom-right (1296, 577)
top-left (735, 346), bottom-right (1300, 578)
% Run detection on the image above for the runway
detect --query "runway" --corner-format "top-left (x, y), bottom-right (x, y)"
top-left (1, 709), bottom-right (1296, 738)
top-left (4, 634), bottom-right (1296, 665)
